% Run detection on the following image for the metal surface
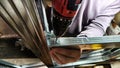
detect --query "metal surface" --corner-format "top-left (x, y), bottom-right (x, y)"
top-left (20, 62), bottom-right (47, 68)
top-left (1, 0), bottom-right (120, 68)
top-left (0, 0), bottom-right (53, 66)
top-left (50, 35), bottom-right (120, 47)
top-left (0, 60), bottom-right (21, 68)
top-left (18, 48), bottom-right (120, 68)
top-left (0, 17), bottom-right (18, 39)
top-left (48, 35), bottom-right (120, 67)
top-left (55, 48), bottom-right (120, 67)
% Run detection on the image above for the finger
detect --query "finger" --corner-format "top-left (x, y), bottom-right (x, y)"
top-left (50, 49), bottom-right (80, 64)
top-left (50, 49), bottom-right (75, 64)
top-left (55, 52), bottom-right (79, 64)
top-left (49, 49), bottom-right (63, 64)
top-left (53, 48), bottom-right (81, 58)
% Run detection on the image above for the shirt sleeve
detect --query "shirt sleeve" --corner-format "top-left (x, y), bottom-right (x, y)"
top-left (77, 0), bottom-right (120, 37)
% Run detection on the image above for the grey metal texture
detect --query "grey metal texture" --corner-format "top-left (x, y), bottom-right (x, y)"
top-left (0, 60), bottom-right (21, 68)
top-left (0, 0), bottom-right (53, 66)
top-left (49, 35), bottom-right (120, 47)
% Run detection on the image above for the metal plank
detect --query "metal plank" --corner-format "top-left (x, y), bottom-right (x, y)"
top-left (50, 35), bottom-right (120, 46)
top-left (0, 60), bottom-right (21, 68)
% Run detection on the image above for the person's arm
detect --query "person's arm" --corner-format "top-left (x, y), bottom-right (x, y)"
top-left (50, 0), bottom-right (120, 65)
top-left (77, 0), bottom-right (120, 37)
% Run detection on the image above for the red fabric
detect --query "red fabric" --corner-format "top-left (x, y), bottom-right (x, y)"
top-left (52, 0), bottom-right (80, 18)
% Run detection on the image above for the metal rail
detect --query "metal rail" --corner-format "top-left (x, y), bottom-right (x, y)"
top-left (0, 0), bottom-right (53, 66)
top-left (49, 35), bottom-right (120, 48)
top-left (52, 35), bottom-right (120, 45)
top-left (0, 60), bottom-right (21, 68)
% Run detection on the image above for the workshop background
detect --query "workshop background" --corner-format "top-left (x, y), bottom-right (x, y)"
top-left (0, 0), bottom-right (120, 68)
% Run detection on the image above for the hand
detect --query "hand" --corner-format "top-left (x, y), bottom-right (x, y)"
top-left (49, 46), bottom-right (81, 64)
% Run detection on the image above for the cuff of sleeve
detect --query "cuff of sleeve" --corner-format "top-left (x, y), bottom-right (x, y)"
top-left (77, 34), bottom-right (87, 37)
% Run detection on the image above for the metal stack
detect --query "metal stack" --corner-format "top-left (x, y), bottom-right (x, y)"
top-left (1, 0), bottom-right (120, 68)
top-left (0, 0), bottom-right (53, 66)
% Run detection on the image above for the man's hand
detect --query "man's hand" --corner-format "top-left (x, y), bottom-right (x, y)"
top-left (49, 46), bottom-right (81, 64)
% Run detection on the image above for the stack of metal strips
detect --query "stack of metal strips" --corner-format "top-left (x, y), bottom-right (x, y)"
top-left (0, 0), bottom-right (53, 66)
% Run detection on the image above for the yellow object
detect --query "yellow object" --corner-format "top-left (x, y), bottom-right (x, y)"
top-left (91, 44), bottom-right (102, 50)
top-left (113, 12), bottom-right (120, 25)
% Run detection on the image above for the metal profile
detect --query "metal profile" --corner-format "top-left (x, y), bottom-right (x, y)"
top-left (49, 35), bottom-right (120, 48)
top-left (0, 0), bottom-right (53, 66)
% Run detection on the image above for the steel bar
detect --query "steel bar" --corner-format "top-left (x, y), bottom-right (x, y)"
top-left (50, 35), bottom-right (120, 46)
top-left (0, 34), bottom-right (19, 39)
top-left (0, 0), bottom-right (53, 66)
top-left (0, 60), bottom-right (21, 68)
